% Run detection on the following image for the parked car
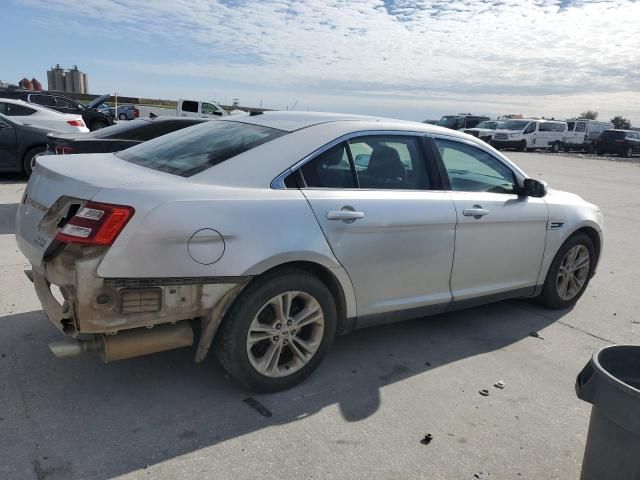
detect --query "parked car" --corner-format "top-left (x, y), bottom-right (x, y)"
top-left (0, 90), bottom-right (113, 131)
top-left (46, 117), bottom-right (208, 155)
top-left (107, 104), bottom-right (139, 121)
top-left (16, 112), bottom-right (603, 391)
top-left (565, 119), bottom-right (613, 152)
top-left (464, 120), bottom-right (504, 142)
top-left (178, 99), bottom-right (228, 118)
top-left (422, 119), bottom-right (438, 125)
top-left (0, 113), bottom-right (54, 176)
top-left (0, 98), bottom-right (88, 133)
top-left (436, 114), bottom-right (490, 130)
top-left (597, 130), bottom-right (640, 157)
top-left (492, 119), bottom-right (567, 152)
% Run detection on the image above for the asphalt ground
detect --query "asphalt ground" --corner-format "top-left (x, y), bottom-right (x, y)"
top-left (0, 151), bottom-right (638, 480)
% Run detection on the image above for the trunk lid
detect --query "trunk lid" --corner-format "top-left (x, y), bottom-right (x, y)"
top-left (15, 153), bottom-right (178, 267)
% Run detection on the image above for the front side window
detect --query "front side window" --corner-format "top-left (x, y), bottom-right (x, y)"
top-left (55, 96), bottom-right (78, 109)
top-left (523, 122), bottom-right (537, 134)
top-left (301, 143), bottom-right (356, 188)
top-left (500, 120), bottom-right (529, 131)
top-left (201, 103), bottom-right (223, 116)
top-left (116, 120), bottom-right (286, 177)
top-left (435, 138), bottom-right (516, 194)
top-left (539, 122), bottom-right (566, 132)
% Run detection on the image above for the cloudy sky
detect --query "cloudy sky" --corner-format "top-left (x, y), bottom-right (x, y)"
top-left (3, 0), bottom-right (640, 122)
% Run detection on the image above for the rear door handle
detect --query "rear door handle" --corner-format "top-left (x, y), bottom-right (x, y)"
top-left (327, 210), bottom-right (365, 221)
top-left (463, 206), bottom-right (489, 218)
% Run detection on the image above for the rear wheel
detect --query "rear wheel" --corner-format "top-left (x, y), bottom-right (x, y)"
top-left (22, 146), bottom-right (46, 177)
top-left (90, 119), bottom-right (109, 131)
top-left (551, 142), bottom-right (560, 153)
top-left (623, 147), bottom-right (633, 158)
top-left (538, 233), bottom-right (595, 309)
top-left (118, 113), bottom-right (127, 120)
top-left (215, 269), bottom-right (337, 392)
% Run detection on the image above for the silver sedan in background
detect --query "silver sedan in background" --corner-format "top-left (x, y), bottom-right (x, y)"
top-left (15, 112), bottom-right (603, 391)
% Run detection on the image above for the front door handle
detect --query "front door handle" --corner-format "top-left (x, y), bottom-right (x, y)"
top-left (463, 205), bottom-right (489, 219)
top-left (327, 210), bottom-right (365, 221)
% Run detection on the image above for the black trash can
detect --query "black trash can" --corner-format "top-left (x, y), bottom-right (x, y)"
top-left (576, 345), bottom-right (640, 480)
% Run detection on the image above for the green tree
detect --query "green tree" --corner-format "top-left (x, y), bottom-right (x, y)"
top-left (579, 110), bottom-right (598, 120)
top-left (611, 115), bottom-right (631, 130)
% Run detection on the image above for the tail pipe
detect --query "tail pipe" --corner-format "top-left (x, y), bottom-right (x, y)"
top-left (48, 322), bottom-right (193, 362)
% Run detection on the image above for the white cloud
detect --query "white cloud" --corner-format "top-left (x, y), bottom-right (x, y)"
top-left (17, 0), bottom-right (640, 121)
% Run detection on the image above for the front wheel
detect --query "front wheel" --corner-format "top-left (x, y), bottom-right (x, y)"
top-left (551, 142), bottom-right (560, 153)
top-left (623, 147), bottom-right (633, 158)
top-left (90, 119), bottom-right (110, 131)
top-left (118, 113), bottom-right (127, 120)
top-left (538, 233), bottom-right (595, 309)
top-left (215, 270), bottom-right (337, 392)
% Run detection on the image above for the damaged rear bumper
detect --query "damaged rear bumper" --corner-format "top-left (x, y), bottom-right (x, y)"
top-left (27, 246), bottom-right (249, 361)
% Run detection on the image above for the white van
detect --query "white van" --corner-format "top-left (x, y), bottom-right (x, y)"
top-left (492, 119), bottom-right (568, 152)
top-left (177, 99), bottom-right (228, 118)
top-left (565, 119), bottom-right (613, 152)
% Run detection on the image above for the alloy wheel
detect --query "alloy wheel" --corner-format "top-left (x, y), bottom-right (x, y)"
top-left (246, 291), bottom-right (325, 378)
top-left (556, 245), bottom-right (590, 301)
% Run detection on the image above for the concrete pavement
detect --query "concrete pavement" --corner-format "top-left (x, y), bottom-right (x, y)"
top-left (0, 152), bottom-right (638, 479)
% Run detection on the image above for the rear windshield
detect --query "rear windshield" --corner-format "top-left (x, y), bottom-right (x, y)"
top-left (116, 120), bottom-right (286, 176)
top-left (601, 130), bottom-right (626, 139)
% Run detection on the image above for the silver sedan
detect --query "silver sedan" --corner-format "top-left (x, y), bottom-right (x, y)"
top-left (15, 112), bottom-right (603, 391)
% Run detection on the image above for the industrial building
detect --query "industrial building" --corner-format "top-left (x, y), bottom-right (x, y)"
top-left (46, 65), bottom-right (89, 94)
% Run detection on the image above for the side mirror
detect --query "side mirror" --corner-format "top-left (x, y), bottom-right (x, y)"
top-left (523, 178), bottom-right (548, 198)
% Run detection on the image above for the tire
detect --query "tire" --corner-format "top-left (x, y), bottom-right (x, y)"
top-left (517, 141), bottom-right (526, 152)
top-left (538, 232), bottom-right (596, 309)
top-left (22, 146), bottom-right (46, 177)
top-left (90, 119), bottom-right (109, 131)
top-left (215, 269), bottom-right (338, 392)
top-left (624, 147), bottom-right (633, 158)
top-left (118, 113), bottom-right (127, 120)
top-left (597, 150), bottom-right (604, 156)
top-left (551, 143), bottom-right (560, 153)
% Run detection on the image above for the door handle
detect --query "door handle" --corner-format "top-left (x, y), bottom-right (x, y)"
top-left (463, 205), bottom-right (489, 218)
top-left (327, 210), bottom-right (365, 221)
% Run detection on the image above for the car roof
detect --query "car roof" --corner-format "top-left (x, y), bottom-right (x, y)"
top-left (219, 111), bottom-right (423, 133)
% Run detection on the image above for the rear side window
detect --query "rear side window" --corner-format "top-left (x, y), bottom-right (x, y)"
top-left (117, 120), bottom-right (286, 176)
top-left (30, 94), bottom-right (56, 107)
top-left (575, 122), bottom-right (587, 132)
top-left (301, 143), bottom-right (356, 188)
top-left (1, 103), bottom-right (36, 116)
top-left (539, 122), bottom-right (567, 132)
top-left (602, 130), bottom-right (626, 139)
top-left (181, 101), bottom-right (198, 113)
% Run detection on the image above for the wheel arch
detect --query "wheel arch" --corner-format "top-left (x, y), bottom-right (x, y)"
top-left (571, 226), bottom-right (602, 272)
top-left (245, 260), bottom-right (353, 335)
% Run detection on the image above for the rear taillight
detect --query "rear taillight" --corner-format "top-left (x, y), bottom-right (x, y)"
top-left (55, 146), bottom-right (74, 155)
top-left (55, 201), bottom-right (134, 245)
top-left (133, 108), bottom-right (139, 118)
top-left (67, 119), bottom-right (86, 128)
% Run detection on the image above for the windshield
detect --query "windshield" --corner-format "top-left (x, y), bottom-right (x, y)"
top-left (116, 120), bottom-right (286, 177)
top-left (436, 116), bottom-right (461, 128)
top-left (499, 120), bottom-right (529, 131)
top-left (474, 121), bottom-right (499, 130)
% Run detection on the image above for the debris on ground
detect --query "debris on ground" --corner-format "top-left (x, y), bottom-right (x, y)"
top-left (479, 389), bottom-right (490, 397)
top-left (420, 433), bottom-right (433, 445)
top-left (243, 397), bottom-right (273, 418)
top-left (529, 331), bottom-right (544, 340)
top-left (494, 380), bottom-right (505, 389)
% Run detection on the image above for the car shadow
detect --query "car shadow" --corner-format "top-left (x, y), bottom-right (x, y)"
top-left (0, 203), bottom-right (18, 235)
top-left (0, 300), bottom-right (569, 480)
